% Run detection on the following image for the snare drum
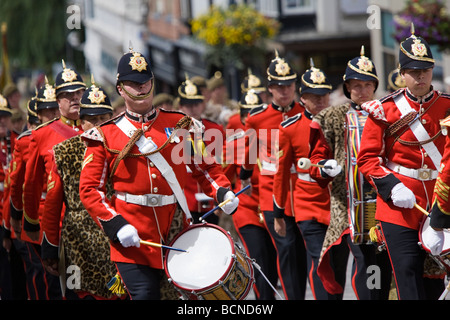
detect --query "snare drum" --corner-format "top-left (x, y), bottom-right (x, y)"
top-left (419, 216), bottom-right (450, 273)
top-left (164, 223), bottom-right (254, 300)
top-left (345, 110), bottom-right (378, 244)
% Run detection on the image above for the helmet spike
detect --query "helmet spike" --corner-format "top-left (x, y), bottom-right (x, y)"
top-left (360, 45), bottom-right (365, 57)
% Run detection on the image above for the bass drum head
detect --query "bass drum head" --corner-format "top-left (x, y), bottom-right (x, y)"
top-left (165, 224), bottom-right (233, 290)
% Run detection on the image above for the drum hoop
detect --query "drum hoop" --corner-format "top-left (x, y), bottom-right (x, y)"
top-left (164, 223), bottom-right (238, 293)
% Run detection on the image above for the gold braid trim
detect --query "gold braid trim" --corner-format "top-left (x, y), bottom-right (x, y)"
top-left (100, 115), bottom-right (193, 178)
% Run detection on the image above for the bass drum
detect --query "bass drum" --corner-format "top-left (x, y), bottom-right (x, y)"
top-left (345, 110), bottom-right (378, 244)
top-left (164, 223), bottom-right (254, 300)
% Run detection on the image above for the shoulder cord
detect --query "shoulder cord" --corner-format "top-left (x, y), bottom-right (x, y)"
top-left (385, 95), bottom-right (441, 156)
top-left (96, 115), bottom-right (193, 178)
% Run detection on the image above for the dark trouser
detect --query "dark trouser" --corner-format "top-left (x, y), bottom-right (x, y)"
top-left (0, 230), bottom-right (27, 300)
top-left (297, 220), bottom-right (341, 300)
top-left (346, 235), bottom-right (391, 300)
top-left (9, 239), bottom-right (28, 300)
top-left (239, 224), bottom-right (278, 300)
top-left (263, 211), bottom-right (307, 300)
top-left (116, 262), bottom-right (161, 300)
top-left (25, 242), bottom-right (62, 300)
top-left (381, 222), bottom-right (444, 300)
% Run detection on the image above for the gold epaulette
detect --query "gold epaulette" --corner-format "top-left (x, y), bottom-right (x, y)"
top-left (34, 117), bottom-right (59, 131)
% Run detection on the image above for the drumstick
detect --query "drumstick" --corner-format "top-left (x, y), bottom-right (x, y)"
top-left (297, 158), bottom-right (332, 170)
top-left (139, 240), bottom-right (187, 253)
top-left (200, 185), bottom-right (251, 222)
top-left (414, 203), bottom-right (429, 217)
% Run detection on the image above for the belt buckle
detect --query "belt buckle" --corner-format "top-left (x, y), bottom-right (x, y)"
top-left (146, 194), bottom-right (161, 206)
top-left (417, 168), bottom-right (432, 180)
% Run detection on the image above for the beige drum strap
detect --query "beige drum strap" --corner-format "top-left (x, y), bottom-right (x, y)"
top-left (394, 94), bottom-right (442, 170)
top-left (115, 117), bottom-right (192, 222)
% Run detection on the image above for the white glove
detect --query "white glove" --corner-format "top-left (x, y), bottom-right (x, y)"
top-left (117, 224), bottom-right (141, 248)
top-left (423, 228), bottom-right (445, 256)
top-left (391, 183), bottom-right (416, 209)
top-left (322, 160), bottom-right (342, 178)
top-left (221, 191), bottom-right (239, 215)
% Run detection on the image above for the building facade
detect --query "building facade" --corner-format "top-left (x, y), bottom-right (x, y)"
top-left (369, 0), bottom-right (450, 96)
top-left (81, 0), bottom-right (374, 100)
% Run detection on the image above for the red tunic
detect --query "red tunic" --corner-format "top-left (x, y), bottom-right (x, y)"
top-left (79, 109), bottom-right (231, 269)
top-left (223, 113), bottom-right (263, 230)
top-left (273, 112), bottom-right (330, 225)
top-left (22, 118), bottom-right (82, 238)
top-left (357, 88), bottom-right (450, 230)
top-left (1, 131), bottom-right (19, 237)
top-left (242, 102), bottom-right (304, 214)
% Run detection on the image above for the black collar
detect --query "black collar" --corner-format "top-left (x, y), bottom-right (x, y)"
top-left (304, 109), bottom-right (313, 120)
top-left (405, 87), bottom-right (435, 104)
top-left (350, 101), bottom-right (361, 111)
top-left (271, 101), bottom-right (295, 112)
top-left (125, 108), bottom-right (157, 123)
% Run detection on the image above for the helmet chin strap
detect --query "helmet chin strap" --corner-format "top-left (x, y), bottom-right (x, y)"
top-left (120, 78), bottom-right (155, 101)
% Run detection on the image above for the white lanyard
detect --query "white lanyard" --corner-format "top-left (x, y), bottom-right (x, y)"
top-left (393, 93), bottom-right (442, 170)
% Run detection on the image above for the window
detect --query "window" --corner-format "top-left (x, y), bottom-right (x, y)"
top-left (180, 0), bottom-right (192, 21)
top-left (282, 0), bottom-right (315, 15)
top-left (249, 0), bottom-right (279, 18)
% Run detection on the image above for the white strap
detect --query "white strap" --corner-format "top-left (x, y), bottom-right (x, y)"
top-left (115, 117), bottom-right (192, 221)
top-left (393, 94), bottom-right (442, 170)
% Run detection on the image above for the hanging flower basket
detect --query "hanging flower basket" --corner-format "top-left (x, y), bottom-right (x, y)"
top-left (191, 4), bottom-right (280, 69)
top-left (393, 0), bottom-right (450, 52)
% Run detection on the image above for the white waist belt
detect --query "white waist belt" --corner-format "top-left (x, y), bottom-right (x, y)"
top-left (297, 173), bottom-right (317, 183)
top-left (386, 161), bottom-right (438, 181)
top-left (116, 192), bottom-right (177, 207)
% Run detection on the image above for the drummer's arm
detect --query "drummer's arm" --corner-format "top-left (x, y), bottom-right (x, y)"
top-left (307, 122), bottom-right (335, 187)
top-left (79, 139), bottom-right (128, 241)
top-left (272, 126), bottom-right (292, 219)
top-left (357, 115), bottom-right (401, 202)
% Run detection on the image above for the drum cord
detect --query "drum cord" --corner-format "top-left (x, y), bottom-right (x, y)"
top-left (251, 260), bottom-right (285, 300)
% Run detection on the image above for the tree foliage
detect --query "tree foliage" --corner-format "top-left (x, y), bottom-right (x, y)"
top-left (0, 0), bottom-right (68, 73)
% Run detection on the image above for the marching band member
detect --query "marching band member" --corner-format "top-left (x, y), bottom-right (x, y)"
top-left (8, 86), bottom-right (60, 300)
top-left (272, 62), bottom-right (336, 299)
top-left (240, 50), bottom-right (307, 300)
top-left (223, 89), bottom-right (278, 300)
top-left (22, 63), bottom-right (86, 299)
top-left (0, 95), bottom-right (21, 300)
top-left (23, 63), bottom-right (85, 243)
top-left (79, 50), bottom-right (238, 300)
top-left (40, 79), bottom-right (117, 299)
top-left (3, 96), bottom-right (40, 300)
top-left (357, 28), bottom-right (448, 299)
top-left (308, 46), bottom-right (391, 299)
top-left (176, 74), bottom-right (225, 225)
